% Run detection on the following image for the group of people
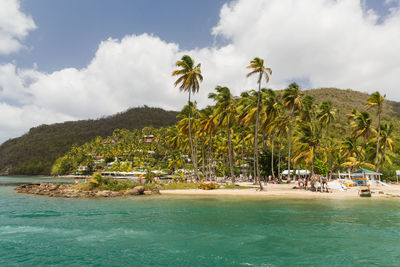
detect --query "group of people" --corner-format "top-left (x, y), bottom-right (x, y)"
top-left (297, 175), bottom-right (329, 192)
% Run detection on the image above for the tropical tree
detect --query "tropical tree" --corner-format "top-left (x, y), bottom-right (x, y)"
top-left (365, 91), bottom-right (385, 172)
top-left (208, 86), bottom-right (237, 181)
top-left (293, 122), bottom-right (322, 175)
top-left (282, 82), bottom-right (303, 180)
top-left (172, 55), bottom-right (203, 179)
top-left (198, 106), bottom-right (217, 179)
top-left (350, 110), bottom-right (372, 144)
top-left (246, 57), bottom-right (272, 179)
top-left (317, 101), bottom-right (336, 135)
top-left (378, 122), bottom-right (394, 169)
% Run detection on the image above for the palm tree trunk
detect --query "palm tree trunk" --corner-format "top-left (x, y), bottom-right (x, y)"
top-left (254, 75), bottom-right (262, 187)
top-left (201, 141), bottom-right (205, 180)
top-left (278, 135), bottom-right (282, 179)
top-left (311, 150), bottom-right (315, 176)
top-left (376, 112), bottom-right (381, 172)
top-left (262, 132), bottom-right (266, 151)
top-left (271, 132), bottom-right (275, 179)
top-left (208, 130), bottom-right (213, 179)
top-left (227, 124), bottom-right (235, 183)
top-left (187, 91), bottom-right (199, 180)
top-left (287, 112), bottom-right (294, 181)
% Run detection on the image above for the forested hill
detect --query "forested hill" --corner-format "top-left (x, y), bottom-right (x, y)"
top-left (1, 88), bottom-right (400, 176)
top-left (303, 88), bottom-right (400, 121)
top-left (0, 106), bottom-right (179, 175)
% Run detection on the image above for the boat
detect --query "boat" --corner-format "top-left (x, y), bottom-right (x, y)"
top-left (359, 187), bottom-right (371, 197)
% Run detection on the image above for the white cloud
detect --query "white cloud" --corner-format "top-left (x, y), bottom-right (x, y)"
top-left (1, 0), bottom-right (400, 142)
top-left (0, 0), bottom-right (36, 54)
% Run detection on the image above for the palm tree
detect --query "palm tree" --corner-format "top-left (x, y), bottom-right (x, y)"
top-left (209, 86), bottom-right (237, 182)
top-left (246, 57), bottom-right (272, 179)
top-left (378, 122), bottom-right (394, 169)
top-left (350, 111), bottom-right (372, 143)
top-left (272, 112), bottom-right (289, 179)
top-left (317, 101), bottom-right (336, 135)
top-left (172, 55), bottom-right (203, 179)
top-left (199, 106), bottom-right (217, 179)
top-left (365, 91), bottom-right (385, 172)
top-left (293, 122), bottom-right (322, 176)
top-left (282, 82), bottom-right (303, 180)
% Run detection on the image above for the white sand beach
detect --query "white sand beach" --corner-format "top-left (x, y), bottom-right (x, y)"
top-left (161, 183), bottom-right (400, 199)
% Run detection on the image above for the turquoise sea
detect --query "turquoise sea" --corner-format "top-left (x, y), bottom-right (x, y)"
top-left (1, 176), bottom-right (400, 266)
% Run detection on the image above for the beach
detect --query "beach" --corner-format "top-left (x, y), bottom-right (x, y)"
top-left (161, 182), bottom-right (400, 199)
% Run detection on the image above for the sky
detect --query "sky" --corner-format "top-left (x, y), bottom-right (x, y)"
top-left (0, 0), bottom-right (399, 143)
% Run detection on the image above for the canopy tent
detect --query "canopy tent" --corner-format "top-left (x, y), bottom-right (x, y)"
top-left (336, 168), bottom-right (382, 185)
top-left (352, 168), bottom-right (382, 176)
top-left (282, 170), bottom-right (310, 176)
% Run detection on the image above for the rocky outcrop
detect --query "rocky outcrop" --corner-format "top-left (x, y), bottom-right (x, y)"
top-left (15, 183), bottom-right (159, 198)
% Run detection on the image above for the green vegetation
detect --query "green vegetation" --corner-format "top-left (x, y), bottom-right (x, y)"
top-left (198, 182), bottom-right (219, 190)
top-left (2, 55), bottom-right (400, 182)
top-left (0, 106), bottom-right (178, 175)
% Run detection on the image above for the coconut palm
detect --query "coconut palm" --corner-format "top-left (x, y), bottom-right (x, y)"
top-left (246, 57), bottom-right (272, 179)
top-left (317, 101), bottom-right (337, 135)
top-left (282, 82), bottom-right (303, 180)
top-left (198, 106), bottom-right (217, 178)
top-left (378, 122), bottom-right (394, 169)
top-left (172, 55), bottom-right (203, 179)
top-left (350, 110), bottom-right (372, 143)
top-left (293, 122), bottom-right (322, 175)
top-left (365, 91), bottom-right (385, 172)
top-left (299, 95), bottom-right (315, 123)
top-left (209, 86), bottom-right (237, 181)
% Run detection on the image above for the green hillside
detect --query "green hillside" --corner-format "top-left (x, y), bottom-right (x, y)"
top-left (0, 106), bottom-right (179, 175)
top-left (1, 88), bottom-right (399, 176)
top-left (303, 88), bottom-right (400, 121)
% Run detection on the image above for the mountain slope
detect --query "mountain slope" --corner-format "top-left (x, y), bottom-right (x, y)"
top-left (0, 106), bottom-right (179, 175)
top-left (303, 88), bottom-right (400, 121)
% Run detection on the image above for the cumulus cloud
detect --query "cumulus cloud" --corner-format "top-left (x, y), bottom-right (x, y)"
top-left (0, 0), bottom-right (36, 54)
top-left (1, 0), bottom-right (400, 142)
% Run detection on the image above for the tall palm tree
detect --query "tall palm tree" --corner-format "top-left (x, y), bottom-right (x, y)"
top-left (209, 86), bottom-right (237, 181)
top-left (350, 111), bottom-right (372, 143)
top-left (378, 122), bottom-right (394, 169)
top-left (199, 106), bottom-right (217, 179)
top-left (282, 82), bottom-right (303, 180)
top-left (263, 89), bottom-right (279, 179)
top-left (293, 122), bottom-right (322, 176)
top-left (365, 91), bottom-right (385, 172)
top-left (317, 101), bottom-right (336, 134)
top-left (246, 57), bottom-right (272, 179)
top-left (272, 112), bottom-right (289, 179)
top-left (172, 55), bottom-right (203, 179)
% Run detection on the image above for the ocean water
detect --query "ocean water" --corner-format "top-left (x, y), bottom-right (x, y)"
top-left (0, 177), bottom-right (400, 266)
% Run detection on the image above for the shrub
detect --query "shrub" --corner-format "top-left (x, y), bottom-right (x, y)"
top-left (198, 182), bottom-right (219, 190)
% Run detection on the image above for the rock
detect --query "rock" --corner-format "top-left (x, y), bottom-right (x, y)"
top-left (151, 188), bottom-right (160, 194)
top-left (96, 190), bottom-right (112, 197)
top-left (109, 191), bottom-right (122, 197)
top-left (126, 189), bottom-right (140, 196)
top-left (144, 190), bottom-right (152, 195)
top-left (133, 186), bottom-right (145, 194)
top-left (48, 184), bottom-right (60, 191)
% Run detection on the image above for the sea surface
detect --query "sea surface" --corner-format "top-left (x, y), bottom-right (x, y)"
top-left (0, 176), bottom-right (400, 266)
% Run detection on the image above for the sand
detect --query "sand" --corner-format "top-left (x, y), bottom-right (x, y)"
top-left (160, 183), bottom-right (400, 199)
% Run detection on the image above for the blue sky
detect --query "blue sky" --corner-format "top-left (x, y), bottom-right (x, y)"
top-left (4, 0), bottom-right (228, 72)
top-left (1, 0), bottom-right (394, 73)
top-left (0, 0), bottom-right (399, 142)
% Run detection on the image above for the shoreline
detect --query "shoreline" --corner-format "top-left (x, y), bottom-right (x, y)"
top-left (13, 182), bottom-right (400, 199)
top-left (161, 183), bottom-right (400, 199)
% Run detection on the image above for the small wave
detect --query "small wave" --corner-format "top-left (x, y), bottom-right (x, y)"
top-left (0, 226), bottom-right (46, 234)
